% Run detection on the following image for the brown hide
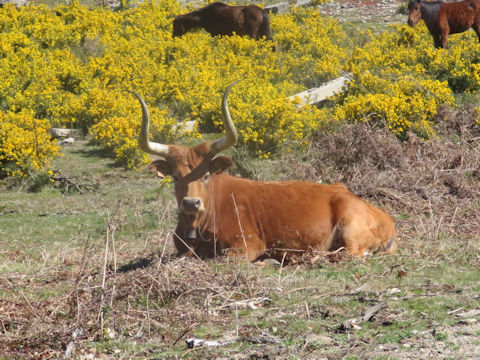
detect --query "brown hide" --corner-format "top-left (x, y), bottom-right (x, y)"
top-left (172, 173), bottom-right (397, 262)
top-left (172, 2), bottom-right (272, 41)
top-left (132, 82), bottom-right (397, 262)
top-left (407, 0), bottom-right (480, 48)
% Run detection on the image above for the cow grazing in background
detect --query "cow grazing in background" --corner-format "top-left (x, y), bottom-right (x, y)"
top-left (130, 82), bottom-right (397, 262)
top-left (172, 2), bottom-right (273, 42)
top-left (407, 0), bottom-right (480, 48)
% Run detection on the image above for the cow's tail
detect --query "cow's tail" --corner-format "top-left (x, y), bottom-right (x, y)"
top-left (374, 233), bottom-right (398, 255)
top-left (383, 236), bottom-right (398, 254)
top-left (259, 9), bottom-right (273, 41)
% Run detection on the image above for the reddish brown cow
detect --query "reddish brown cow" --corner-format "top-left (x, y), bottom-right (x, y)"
top-left (407, 0), bottom-right (480, 48)
top-left (130, 82), bottom-right (397, 262)
top-left (172, 2), bottom-right (272, 41)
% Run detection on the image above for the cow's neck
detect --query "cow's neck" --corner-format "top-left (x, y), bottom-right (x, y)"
top-left (421, 1), bottom-right (441, 30)
top-left (199, 174), bottom-right (256, 234)
top-left (182, 15), bottom-right (202, 31)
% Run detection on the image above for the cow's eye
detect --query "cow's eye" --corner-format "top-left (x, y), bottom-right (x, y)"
top-left (203, 173), bottom-right (210, 182)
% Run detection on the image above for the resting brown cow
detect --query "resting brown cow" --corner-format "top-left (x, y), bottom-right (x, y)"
top-left (172, 2), bottom-right (272, 41)
top-left (130, 82), bottom-right (397, 262)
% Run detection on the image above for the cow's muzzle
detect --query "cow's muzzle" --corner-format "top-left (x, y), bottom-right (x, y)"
top-left (180, 197), bottom-right (204, 214)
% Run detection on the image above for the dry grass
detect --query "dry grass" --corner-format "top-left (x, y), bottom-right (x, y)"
top-left (1, 106), bottom-right (479, 359)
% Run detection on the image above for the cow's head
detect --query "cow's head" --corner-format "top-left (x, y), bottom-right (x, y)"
top-left (407, 0), bottom-right (422, 26)
top-left (172, 17), bottom-right (187, 37)
top-left (130, 82), bottom-right (239, 229)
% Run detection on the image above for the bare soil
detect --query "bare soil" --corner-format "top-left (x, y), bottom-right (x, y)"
top-left (318, 0), bottom-right (406, 24)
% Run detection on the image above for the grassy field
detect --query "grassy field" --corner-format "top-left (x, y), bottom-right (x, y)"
top-left (1, 105), bottom-right (479, 359)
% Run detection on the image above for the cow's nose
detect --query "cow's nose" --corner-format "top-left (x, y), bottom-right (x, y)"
top-left (407, 19), bottom-right (413, 26)
top-left (181, 197), bottom-right (202, 213)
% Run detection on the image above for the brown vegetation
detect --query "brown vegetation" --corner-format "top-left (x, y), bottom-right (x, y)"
top-left (290, 105), bottom-right (480, 244)
top-left (1, 106), bottom-right (479, 359)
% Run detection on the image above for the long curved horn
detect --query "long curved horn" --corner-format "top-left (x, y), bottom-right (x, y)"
top-left (129, 91), bottom-right (170, 157)
top-left (210, 80), bottom-right (240, 155)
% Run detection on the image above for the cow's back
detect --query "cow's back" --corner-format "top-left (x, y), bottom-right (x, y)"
top-left (202, 175), bottom-right (395, 258)
top-left (200, 3), bottom-right (240, 36)
top-left (200, 3), bottom-right (263, 37)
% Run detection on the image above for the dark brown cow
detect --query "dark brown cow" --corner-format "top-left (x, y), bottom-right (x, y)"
top-left (407, 0), bottom-right (480, 48)
top-left (172, 2), bottom-right (272, 41)
top-left (130, 82), bottom-right (397, 262)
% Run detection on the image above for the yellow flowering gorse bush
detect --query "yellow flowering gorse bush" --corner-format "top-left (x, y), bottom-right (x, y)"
top-left (330, 24), bottom-right (480, 139)
top-left (1, 1), bottom-right (342, 176)
top-left (0, 111), bottom-right (60, 177)
top-left (1, 1), bottom-right (480, 178)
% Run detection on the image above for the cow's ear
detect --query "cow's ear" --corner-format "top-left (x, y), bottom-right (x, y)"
top-left (148, 160), bottom-right (173, 179)
top-left (209, 156), bottom-right (234, 174)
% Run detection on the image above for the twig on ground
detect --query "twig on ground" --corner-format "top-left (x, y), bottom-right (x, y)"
top-left (231, 193), bottom-right (249, 262)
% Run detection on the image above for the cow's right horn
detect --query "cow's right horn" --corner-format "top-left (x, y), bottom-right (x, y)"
top-left (210, 80), bottom-right (240, 155)
top-left (130, 91), bottom-right (170, 157)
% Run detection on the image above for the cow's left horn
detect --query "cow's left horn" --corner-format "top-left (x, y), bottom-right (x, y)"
top-left (210, 80), bottom-right (240, 155)
top-left (129, 90), bottom-right (170, 157)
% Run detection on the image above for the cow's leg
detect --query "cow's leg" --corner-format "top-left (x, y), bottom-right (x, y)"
top-left (246, 241), bottom-right (266, 262)
top-left (340, 226), bottom-right (372, 256)
top-left (473, 21), bottom-right (480, 42)
top-left (440, 28), bottom-right (449, 48)
top-left (433, 34), bottom-right (443, 49)
top-left (224, 234), bottom-right (266, 262)
top-left (349, 234), bottom-right (398, 256)
top-left (339, 211), bottom-right (397, 257)
top-left (441, 35), bottom-right (448, 48)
